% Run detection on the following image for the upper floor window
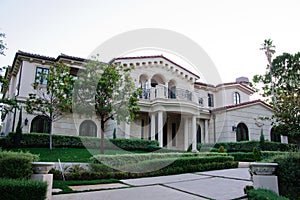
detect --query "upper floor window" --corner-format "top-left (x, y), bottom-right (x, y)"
top-left (35, 67), bottom-right (49, 85)
top-left (208, 93), bottom-right (214, 107)
top-left (233, 92), bottom-right (240, 104)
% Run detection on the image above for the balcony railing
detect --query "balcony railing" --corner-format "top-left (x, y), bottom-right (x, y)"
top-left (139, 85), bottom-right (196, 103)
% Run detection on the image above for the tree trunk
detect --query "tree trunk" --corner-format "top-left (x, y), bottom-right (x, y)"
top-left (100, 119), bottom-right (105, 154)
top-left (49, 120), bottom-right (53, 150)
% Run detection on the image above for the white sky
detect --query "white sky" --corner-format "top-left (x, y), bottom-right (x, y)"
top-left (1, 0), bottom-right (300, 84)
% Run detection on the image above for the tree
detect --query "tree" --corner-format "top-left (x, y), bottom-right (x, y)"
top-left (0, 32), bottom-right (19, 124)
top-left (253, 39), bottom-right (300, 150)
top-left (73, 57), bottom-right (140, 154)
top-left (26, 62), bottom-right (75, 150)
top-left (0, 32), bottom-right (7, 56)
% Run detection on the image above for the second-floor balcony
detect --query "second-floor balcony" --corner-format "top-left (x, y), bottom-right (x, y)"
top-left (139, 84), bottom-right (202, 105)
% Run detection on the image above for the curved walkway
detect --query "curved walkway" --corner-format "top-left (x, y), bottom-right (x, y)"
top-left (53, 168), bottom-right (252, 200)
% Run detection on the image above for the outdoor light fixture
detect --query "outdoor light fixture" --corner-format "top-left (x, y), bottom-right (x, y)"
top-left (232, 125), bottom-right (237, 132)
top-left (24, 118), bottom-right (28, 126)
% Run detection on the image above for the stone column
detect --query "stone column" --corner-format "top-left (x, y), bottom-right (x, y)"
top-left (192, 116), bottom-right (197, 152)
top-left (151, 113), bottom-right (156, 140)
top-left (184, 117), bottom-right (189, 151)
top-left (204, 119), bottom-right (209, 143)
top-left (165, 82), bottom-right (168, 98)
top-left (125, 121), bottom-right (130, 139)
top-left (158, 111), bottom-right (163, 147)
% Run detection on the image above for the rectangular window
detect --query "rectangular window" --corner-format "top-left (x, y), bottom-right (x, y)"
top-left (172, 123), bottom-right (176, 146)
top-left (35, 67), bottom-right (49, 85)
top-left (208, 93), bottom-right (214, 107)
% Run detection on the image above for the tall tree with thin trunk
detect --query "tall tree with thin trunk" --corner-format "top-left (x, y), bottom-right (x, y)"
top-left (73, 57), bottom-right (140, 154)
top-left (253, 39), bottom-right (300, 150)
top-left (26, 62), bottom-right (75, 150)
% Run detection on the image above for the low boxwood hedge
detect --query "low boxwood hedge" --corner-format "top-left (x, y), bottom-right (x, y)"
top-left (2, 132), bottom-right (158, 151)
top-left (0, 151), bottom-right (39, 179)
top-left (91, 152), bottom-right (228, 167)
top-left (189, 141), bottom-right (295, 152)
top-left (57, 156), bottom-right (237, 180)
top-left (0, 178), bottom-right (47, 200)
top-left (228, 151), bottom-right (288, 162)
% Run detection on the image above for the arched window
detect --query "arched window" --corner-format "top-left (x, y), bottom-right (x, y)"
top-left (30, 116), bottom-right (51, 133)
top-left (236, 123), bottom-right (249, 141)
top-left (79, 120), bottom-right (97, 137)
top-left (197, 125), bottom-right (201, 143)
top-left (233, 92), bottom-right (240, 104)
top-left (270, 127), bottom-right (281, 142)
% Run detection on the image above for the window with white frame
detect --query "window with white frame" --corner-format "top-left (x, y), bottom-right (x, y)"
top-left (233, 92), bottom-right (240, 104)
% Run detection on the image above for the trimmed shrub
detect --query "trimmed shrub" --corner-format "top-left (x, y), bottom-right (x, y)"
top-left (247, 189), bottom-right (289, 200)
top-left (2, 132), bottom-right (158, 151)
top-left (207, 141), bottom-right (294, 152)
top-left (228, 152), bottom-right (255, 162)
top-left (0, 151), bottom-right (39, 179)
top-left (91, 152), bottom-right (228, 167)
top-left (253, 147), bottom-right (262, 161)
top-left (272, 153), bottom-right (300, 200)
top-left (60, 157), bottom-right (238, 181)
top-left (218, 146), bottom-right (226, 153)
top-left (0, 178), bottom-right (47, 200)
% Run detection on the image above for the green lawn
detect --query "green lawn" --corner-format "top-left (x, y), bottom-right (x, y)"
top-left (7, 148), bottom-right (147, 162)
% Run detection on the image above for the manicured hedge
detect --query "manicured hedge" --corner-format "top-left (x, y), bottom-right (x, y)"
top-left (55, 156), bottom-right (237, 180)
top-left (272, 152), bottom-right (300, 200)
top-left (0, 151), bottom-right (39, 179)
top-left (91, 152), bottom-right (227, 167)
top-left (0, 178), bottom-right (47, 200)
top-left (2, 132), bottom-right (158, 151)
top-left (247, 189), bottom-right (289, 200)
top-left (189, 141), bottom-right (295, 152)
top-left (228, 151), bottom-right (288, 162)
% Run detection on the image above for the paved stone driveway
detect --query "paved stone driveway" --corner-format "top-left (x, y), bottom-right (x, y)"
top-left (53, 168), bottom-right (252, 200)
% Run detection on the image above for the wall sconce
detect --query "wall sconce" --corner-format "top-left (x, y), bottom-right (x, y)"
top-left (232, 125), bottom-right (237, 132)
top-left (24, 118), bottom-right (29, 126)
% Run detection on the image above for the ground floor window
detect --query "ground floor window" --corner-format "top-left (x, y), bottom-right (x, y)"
top-left (30, 115), bottom-right (51, 133)
top-left (197, 125), bottom-right (201, 143)
top-left (270, 127), bottom-right (281, 142)
top-left (79, 120), bottom-right (97, 137)
top-left (236, 123), bottom-right (249, 141)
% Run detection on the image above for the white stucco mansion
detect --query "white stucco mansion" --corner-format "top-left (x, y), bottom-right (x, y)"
top-left (1, 51), bottom-right (287, 151)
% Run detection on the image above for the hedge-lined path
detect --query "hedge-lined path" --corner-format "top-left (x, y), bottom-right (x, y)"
top-left (52, 168), bottom-right (252, 200)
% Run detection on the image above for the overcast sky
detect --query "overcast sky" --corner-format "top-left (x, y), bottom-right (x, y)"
top-left (1, 0), bottom-right (300, 84)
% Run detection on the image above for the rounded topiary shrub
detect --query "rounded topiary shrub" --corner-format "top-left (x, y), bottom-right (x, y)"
top-left (0, 151), bottom-right (39, 179)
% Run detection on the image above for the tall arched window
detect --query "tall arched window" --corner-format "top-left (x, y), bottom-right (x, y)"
top-left (233, 92), bottom-right (240, 104)
top-left (79, 120), bottom-right (97, 137)
top-left (30, 116), bottom-right (51, 133)
top-left (270, 127), bottom-right (281, 142)
top-left (197, 125), bottom-right (201, 143)
top-left (236, 123), bottom-right (249, 141)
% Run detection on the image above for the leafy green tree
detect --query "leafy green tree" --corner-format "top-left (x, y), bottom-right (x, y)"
top-left (73, 58), bottom-right (140, 154)
top-left (0, 32), bottom-right (19, 123)
top-left (0, 32), bottom-right (7, 56)
top-left (26, 62), bottom-right (75, 149)
top-left (253, 39), bottom-right (300, 150)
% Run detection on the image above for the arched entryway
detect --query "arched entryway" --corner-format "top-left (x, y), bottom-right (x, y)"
top-left (270, 127), bottom-right (281, 142)
top-left (30, 115), bottom-right (51, 133)
top-left (236, 123), bottom-right (249, 141)
top-left (79, 120), bottom-right (97, 137)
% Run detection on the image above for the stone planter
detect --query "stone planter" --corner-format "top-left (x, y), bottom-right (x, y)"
top-left (32, 162), bottom-right (55, 174)
top-left (249, 162), bottom-right (278, 176)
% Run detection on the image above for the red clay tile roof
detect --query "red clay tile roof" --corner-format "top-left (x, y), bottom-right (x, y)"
top-left (212, 99), bottom-right (273, 112)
